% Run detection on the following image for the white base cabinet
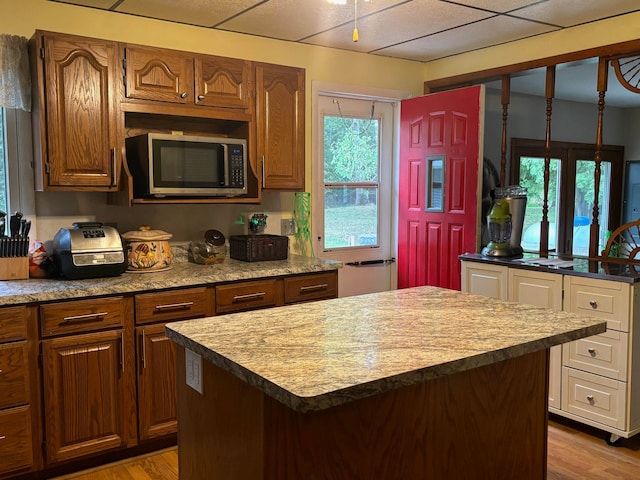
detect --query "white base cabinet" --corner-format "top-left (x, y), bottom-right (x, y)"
top-left (461, 260), bottom-right (640, 442)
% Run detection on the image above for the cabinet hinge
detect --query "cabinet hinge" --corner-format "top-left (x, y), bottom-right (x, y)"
top-left (41, 439), bottom-right (46, 456)
top-left (44, 162), bottom-right (50, 174)
top-left (122, 57), bottom-right (126, 69)
top-left (40, 46), bottom-right (45, 59)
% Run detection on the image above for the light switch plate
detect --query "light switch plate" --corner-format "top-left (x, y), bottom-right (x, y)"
top-left (185, 348), bottom-right (203, 394)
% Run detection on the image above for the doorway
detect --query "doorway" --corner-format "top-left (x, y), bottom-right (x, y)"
top-left (312, 83), bottom-right (407, 297)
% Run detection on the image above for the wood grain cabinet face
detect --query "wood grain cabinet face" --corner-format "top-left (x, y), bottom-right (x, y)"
top-left (125, 46), bottom-right (252, 110)
top-left (136, 324), bottom-right (177, 440)
top-left (0, 342), bottom-right (29, 410)
top-left (255, 63), bottom-right (305, 191)
top-left (40, 296), bottom-right (125, 337)
top-left (216, 279), bottom-right (283, 314)
top-left (0, 406), bottom-right (34, 476)
top-left (135, 287), bottom-right (209, 325)
top-left (41, 330), bottom-right (128, 464)
top-left (0, 306), bottom-right (28, 343)
top-left (284, 272), bottom-right (338, 304)
top-left (34, 32), bottom-right (120, 190)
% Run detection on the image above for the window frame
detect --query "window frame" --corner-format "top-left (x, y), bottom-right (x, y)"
top-left (510, 137), bottom-right (624, 255)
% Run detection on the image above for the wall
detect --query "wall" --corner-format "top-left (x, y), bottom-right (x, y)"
top-left (0, 0), bottom-right (425, 245)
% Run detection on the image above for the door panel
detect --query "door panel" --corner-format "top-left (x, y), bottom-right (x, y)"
top-left (399, 86), bottom-right (483, 290)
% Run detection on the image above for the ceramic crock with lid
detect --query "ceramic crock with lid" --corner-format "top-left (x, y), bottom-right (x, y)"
top-left (121, 225), bottom-right (173, 272)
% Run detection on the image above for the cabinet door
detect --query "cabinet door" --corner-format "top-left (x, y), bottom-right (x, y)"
top-left (195, 55), bottom-right (252, 109)
top-left (0, 406), bottom-right (33, 476)
top-left (255, 63), bottom-right (305, 190)
top-left (42, 34), bottom-right (119, 188)
top-left (137, 324), bottom-right (177, 440)
top-left (508, 269), bottom-right (563, 410)
top-left (0, 342), bottom-right (29, 410)
top-left (460, 262), bottom-right (507, 299)
top-left (125, 46), bottom-right (194, 104)
top-left (42, 330), bottom-right (128, 463)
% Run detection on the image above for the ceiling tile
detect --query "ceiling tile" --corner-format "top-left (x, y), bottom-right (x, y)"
top-left (376, 15), bottom-right (558, 62)
top-left (303, 0), bottom-right (493, 54)
top-left (218, 0), bottom-right (403, 41)
top-left (511, 0), bottom-right (640, 27)
top-left (52, 0), bottom-right (117, 8)
top-left (440, 0), bottom-right (543, 14)
top-left (115, 0), bottom-right (263, 27)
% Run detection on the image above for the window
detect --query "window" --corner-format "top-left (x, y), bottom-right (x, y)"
top-left (0, 108), bottom-right (7, 214)
top-left (511, 138), bottom-right (624, 256)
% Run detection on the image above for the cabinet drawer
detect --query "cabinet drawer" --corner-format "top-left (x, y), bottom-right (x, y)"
top-left (216, 279), bottom-right (282, 314)
top-left (0, 306), bottom-right (28, 343)
top-left (561, 367), bottom-right (626, 430)
top-left (0, 342), bottom-right (28, 409)
top-left (562, 329), bottom-right (628, 381)
top-left (136, 287), bottom-right (210, 324)
top-left (41, 297), bottom-right (125, 337)
top-left (284, 272), bottom-right (337, 304)
top-left (0, 405), bottom-right (33, 475)
top-left (564, 277), bottom-right (630, 332)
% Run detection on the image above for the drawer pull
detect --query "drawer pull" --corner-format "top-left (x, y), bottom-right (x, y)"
top-left (233, 292), bottom-right (265, 302)
top-left (0, 435), bottom-right (5, 440)
top-left (63, 312), bottom-right (108, 322)
top-left (154, 302), bottom-right (194, 311)
top-left (589, 300), bottom-right (598, 309)
top-left (587, 347), bottom-right (597, 357)
top-left (586, 395), bottom-right (595, 404)
top-left (299, 283), bottom-right (328, 293)
top-left (142, 328), bottom-right (147, 370)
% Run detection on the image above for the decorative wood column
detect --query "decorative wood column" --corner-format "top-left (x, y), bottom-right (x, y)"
top-left (589, 58), bottom-right (608, 258)
top-left (540, 66), bottom-right (556, 256)
top-left (500, 75), bottom-right (510, 186)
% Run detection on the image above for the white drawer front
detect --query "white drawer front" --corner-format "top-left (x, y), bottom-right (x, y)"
top-left (562, 367), bottom-right (626, 430)
top-left (565, 277), bottom-right (629, 332)
top-left (562, 330), bottom-right (628, 381)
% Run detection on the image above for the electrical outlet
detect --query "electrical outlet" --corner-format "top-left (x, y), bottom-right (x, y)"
top-left (185, 348), bottom-right (203, 394)
top-left (281, 218), bottom-right (296, 236)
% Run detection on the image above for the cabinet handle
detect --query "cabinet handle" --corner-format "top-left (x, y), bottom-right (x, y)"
top-left (232, 292), bottom-right (265, 302)
top-left (300, 283), bottom-right (328, 293)
top-left (141, 328), bottom-right (147, 370)
top-left (197, 94), bottom-right (205, 101)
top-left (154, 302), bottom-right (194, 311)
top-left (63, 312), bottom-right (108, 322)
top-left (589, 300), bottom-right (598, 309)
top-left (180, 92), bottom-right (188, 99)
top-left (261, 156), bottom-right (265, 189)
top-left (120, 331), bottom-right (125, 373)
top-left (587, 347), bottom-right (597, 357)
top-left (111, 148), bottom-right (117, 187)
top-left (0, 435), bottom-right (5, 441)
top-left (586, 395), bottom-right (595, 404)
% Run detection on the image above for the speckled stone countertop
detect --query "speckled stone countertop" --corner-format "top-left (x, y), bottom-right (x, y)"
top-left (460, 252), bottom-right (640, 283)
top-left (0, 246), bottom-right (341, 306)
top-left (165, 286), bottom-right (606, 413)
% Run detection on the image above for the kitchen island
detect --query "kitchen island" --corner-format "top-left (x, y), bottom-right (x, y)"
top-left (166, 286), bottom-right (606, 479)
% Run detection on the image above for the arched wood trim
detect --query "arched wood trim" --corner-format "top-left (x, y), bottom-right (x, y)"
top-left (611, 54), bottom-right (640, 94)
top-left (540, 66), bottom-right (555, 256)
top-left (500, 75), bottom-right (510, 186)
top-left (589, 57), bottom-right (608, 258)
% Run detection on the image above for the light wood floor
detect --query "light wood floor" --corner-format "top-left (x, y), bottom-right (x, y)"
top-left (51, 416), bottom-right (640, 479)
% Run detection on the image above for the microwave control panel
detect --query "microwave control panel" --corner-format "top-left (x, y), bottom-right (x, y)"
top-left (229, 145), bottom-right (245, 187)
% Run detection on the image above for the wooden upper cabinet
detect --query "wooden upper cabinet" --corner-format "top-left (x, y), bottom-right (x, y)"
top-left (33, 32), bottom-right (120, 190)
top-left (124, 46), bottom-right (193, 104)
top-left (255, 63), bottom-right (305, 190)
top-left (195, 55), bottom-right (252, 109)
top-left (125, 46), bottom-right (252, 109)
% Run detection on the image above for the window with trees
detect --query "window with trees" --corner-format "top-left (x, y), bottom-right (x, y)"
top-left (511, 138), bottom-right (624, 257)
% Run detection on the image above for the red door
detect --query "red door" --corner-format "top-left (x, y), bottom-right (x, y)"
top-left (398, 86), bottom-right (483, 290)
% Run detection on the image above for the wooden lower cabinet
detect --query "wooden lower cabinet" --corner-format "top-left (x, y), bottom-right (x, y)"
top-left (136, 324), bottom-right (177, 440)
top-left (0, 406), bottom-right (33, 475)
top-left (41, 330), bottom-right (133, 463)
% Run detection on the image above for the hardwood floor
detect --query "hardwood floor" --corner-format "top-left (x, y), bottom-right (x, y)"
top-left (50, 415), bottom-right (640, 479)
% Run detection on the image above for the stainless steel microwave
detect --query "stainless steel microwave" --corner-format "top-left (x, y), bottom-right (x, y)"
top-left (125, 133), bottom-right (248, 197)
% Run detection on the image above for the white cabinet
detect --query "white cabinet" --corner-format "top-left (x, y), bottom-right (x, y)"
top-left (461, 259), bottom-right (640, 442)
top-left (508, 269), bottom-right (563, 410)
top-left (461, 262), bottom-right (508, 299)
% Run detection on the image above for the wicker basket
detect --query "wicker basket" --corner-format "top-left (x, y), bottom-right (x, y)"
top-left (229, 235), bottom-right (289, 262)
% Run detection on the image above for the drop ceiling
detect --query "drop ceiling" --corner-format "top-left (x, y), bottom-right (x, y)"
top-left (50, 0), bottom-right (640, 106)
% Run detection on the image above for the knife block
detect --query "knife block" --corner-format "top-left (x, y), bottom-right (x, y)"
top-left (0, 257), bottom-right (29, 280)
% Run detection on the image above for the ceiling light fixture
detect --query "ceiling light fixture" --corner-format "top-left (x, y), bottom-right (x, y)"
top-left (327, 0), bottom-right (371, 43)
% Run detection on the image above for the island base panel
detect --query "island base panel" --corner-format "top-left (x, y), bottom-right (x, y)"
top-left (177, 347), bottom-right (549, 479)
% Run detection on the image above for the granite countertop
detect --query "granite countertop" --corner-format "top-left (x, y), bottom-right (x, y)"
top-left (0, 249), bottom-right (341, 306)
top-left (460, 252), bottom-right (640, 283)
top-left (165, 286), bottom-right (606, 413)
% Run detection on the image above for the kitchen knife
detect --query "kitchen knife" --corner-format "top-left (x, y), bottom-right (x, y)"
top-left (0, 210), bottom-right (6, 237)
top-left (9, 212), bottom-right (22, 237)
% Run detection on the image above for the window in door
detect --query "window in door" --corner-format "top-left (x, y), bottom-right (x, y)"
top-left (511, 138), bottom-right (623, 256)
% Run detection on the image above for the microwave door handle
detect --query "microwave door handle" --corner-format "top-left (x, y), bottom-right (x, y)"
top-left (222, 144), bottom-right (229, 186)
